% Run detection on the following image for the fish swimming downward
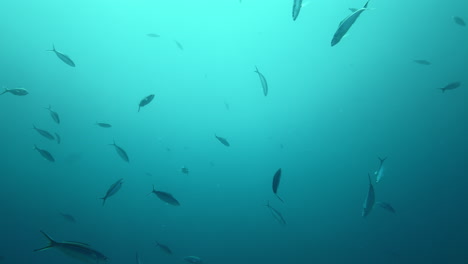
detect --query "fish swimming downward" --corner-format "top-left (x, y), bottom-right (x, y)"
top-left (374, 156), bottom-right (387, 183)
top-left (331, 0), bottom-right (371, 46)
top-left (47, 45), bottom-right (76, 67)
top-left (149, 185), bottom-right (180, 206)
top-left (272, 168), bottom-right (284, 202)
top-left (0, 87), bottom-right (29, 96)
top-left (254, 66), bottom-right (268, 96)
top-left (109, 140), bottom-right (129, 162)
top-left (34, 231), bottom-right (108, 263)
top-left (362, 173), bottom-right (375, 217)
top-left (100, 178), bottom-right (123, 206)
top-left (34, 145), bottom-right (55, 162)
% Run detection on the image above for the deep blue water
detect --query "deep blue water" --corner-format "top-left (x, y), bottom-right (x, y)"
top-left (1, 0), bottom-right (467, 263)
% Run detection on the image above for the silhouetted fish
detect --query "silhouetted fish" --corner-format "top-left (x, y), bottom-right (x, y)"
top-left (45, 105), bottom-right (60, 124)
top-left (272, 168), bottom-right (284, 202)
top-left (174, 40), bottom-right (184, 51)
top-left (47, 45), bottom-right (75, 67)
top-left (33, 125), bottom-right (55, 140)
top-left (292, 0), bottom-right (303, 21)
top-left (34, 145), bottom-right (55, 162)
top-left (453, 16), bottom-right (466, 26)
top-left (362, 173), bottom-right (375, 217)
top-left (147, 33), bottom-right (161, 37)
top-left (331, 0), bottom-right (370, 46)
top-left (139, 94), bottom-right (155, 112)
top-left (265, 201), bottom-right (286, 226)
top-left (215, 134), bottom-right (230, 147)
top-left (100, 178), bottom-right (123, 206)
top-left (156, 241), bottom-right (173, 255)
top-left (96, 122), bottom-right (112, 128)
top-left (109, 140), bottom-right (129, 162)
top-left (0, 87), bottom-right (28, 96)
top-left (149, 185), bottom-right (180, 206)
top-left (184, 256), bottom-right (203, 264)
top-left (439, 81), bottom-right (461, 93)
top-left (181, 166), bottom-right (189, 175)
top-left (254, 66), bottom-right (268, 96)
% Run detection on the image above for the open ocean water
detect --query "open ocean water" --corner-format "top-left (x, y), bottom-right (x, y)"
top-left (1, 0), bottom-right (467, 263)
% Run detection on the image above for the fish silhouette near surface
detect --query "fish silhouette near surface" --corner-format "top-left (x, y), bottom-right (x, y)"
top-left (0, 87), bottom-right (28, 96)
top-left (58, 211), bottom-right (76, 223)
top-left (184, 256), bottom-right (203, 264)
top-left (413, 59), bottom-right (431, 65)
top-left (34, 231), bottom-right (108, 263)
top-left (331, 0), bottom-right (370, 46)
top-left (96, 122), bottom-right (112, 128)
top-left (47, 45), bottom-right (76, 67)
top-left (453, 16), bottom-right (466, 27)
top-left (55, 133), bottom-right (61, 144)
top-left (100, 178), bottom-right (123, 206)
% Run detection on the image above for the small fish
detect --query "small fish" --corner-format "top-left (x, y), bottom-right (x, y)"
top-left (184, 256), bottom-right (203, 264)
top-left (156, 242), bottom-right (173, 255)
top-left (47, 45), bottom-right (76, 67)
top-left (34, 145), bottom-right (55, 162)
top-left (292, 0), bottom-right (303, 21)
top-left (439, 81), bottom-right (461, 93)
top-left (0, 87), bottom-right (28, 96)
top-left (147, 33), bottom-right (160, 38)
top-left (96, 122), bottom-right (112, 128)
top-left (362, 173), bottom-right (375, 217)
top-left (453, 16), bottom-right (466, 27)
top-left (138, 94), bottom-right (155, 112)
top-left (374, 156), bottom-right (387, 183)
top-left (174, 40), bottom-right (184, 51)
top-left (376, 202), bottom-right (396, 214)
top-left (100, 178), bottom-right (123, 206)
top-left (33, 125), bottom-right (55, 141)
top-left (215, 134), bottom-right (230, 147)
top-left (145, 172), bottom-right (153, 177)
top-left (34, 231), bottom-right (108, 263)
top-left (265, 201), bottom-right (286, 226)
top-left (254, 66), bottom-right (268, 96)
top-left (272, 168), bottom-right (284, 202)
top-left (149, 185), bottom-right (180, 206)
top-left (45, 105), bottom-right (60, 124)
top-left (55, 133), bottom-right (61, 144)
top-left (413, 59), bottom-right (431, 65)
top-left (181, 166), bottom-right (189, 174)
top-left (109, 140), bottom-right (129, 162)
top-left (58, 211), bottom-right (76, 223)
top-left (331, 0), bottom-right (370, 47)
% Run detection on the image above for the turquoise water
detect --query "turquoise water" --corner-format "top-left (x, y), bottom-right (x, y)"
top-left (1, 0), bottom-right (467, 263)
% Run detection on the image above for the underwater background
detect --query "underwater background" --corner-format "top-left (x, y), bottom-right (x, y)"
top-left (1, 0), bottom-right (467, 263)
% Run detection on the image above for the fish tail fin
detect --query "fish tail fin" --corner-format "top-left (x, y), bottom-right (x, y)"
top-left (378, 156), bottom-right (387, 163)
top-left (276, 194), bottom-right (284, 203)
top-left (34, 231), bottom-right (57, 252)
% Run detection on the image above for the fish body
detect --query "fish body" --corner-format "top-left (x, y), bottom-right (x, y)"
top-left (156, 242), bottom-right (173, 255)
top-left (265, 201), bottom-right (286, 226)
top-left (331, 0), bottom-right (370, 46)
top-left (0, 87), bottom-right (29, 96)
top-left (45, 106), bottom-right (60, 124)
top-left (184, 256), bottom-right (203, 264)
top-left (55, 133), bottom-right (61, 144)
top-left (413, 59), bottom-right (431, 65)
top-left (147, 33), bottom-right (160, 37)
top-left (374, 157), bottom-right (387, 183)
top-left (150, 185), bottom-right (180, 206)
top-left (181, 166), bottom-right (189, 175)
top-left (254, 66), bottom-right (268, 96)
top-left (47, 45), bottom-right (76, 67)
top-left (174, 40), bottom-right (184, 51)
top-left (439, 81), bottom-right (461, 93)
top-left (33, 125), bottom-right (55, 140)
top-left (376, 202), bottom-right (396, 214)
top-left (59, 211), bottom-right (76, 223)
top-left (109, 140), bottom-right (129, 162)
top-left (362, 173), bottom-right (375, 217)
top-left (138, 94), bottom-right (155, 112)
top-left (34, 231), bottom-right (108, 263)
top-left (215, 134), bottom-right (230, 147)
top-left (96, 122), bottom-right (112, 128)
top-left (453, 16), bottom-right (466, 26)
top-left (292, 0), bottom-right (303, 20)
top-left (272, 168), bottom-right (284, 202)
top-left (100, 178), bottom-right (123, 206)
top-left (34, 145), bottom-right (55, 162)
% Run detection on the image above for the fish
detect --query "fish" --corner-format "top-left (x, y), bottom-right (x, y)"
top-left (272, 168), bottom-right (284, 202)
top-left (0, 87), bottom-right (28, 96)
top-left (96, 122), bottom-right (112, 128)
top-left (47, 45), bottom-right (76, 67)
top-left (138, 94), bottom-right (155, 112)
top-left (453, 16), bottom-right (466, 26)
top-left (149, 185), bottom-right (180, 206)
top-left (254, 66), bottom-right (268, 96)
top-left (55, 133), bottom-right (61, 144)
top-left (174, 40), bottom-right (184, 51)
top-left (58, 211), bottom-right (76, 223)
top-left (147, 33), bottom-right (160, 38)
top-left (374, 156), bottom-right (387, 183)
top-left (45, 105), bottom-right (60, 124)
top-left (100, 178), bottom-right (123, 206)
top-left (413, 59), bottom-right (431, 65)
top-left (109, 140), bottom-right (129, 162)
top-left (181, 166), bottom-right (189, 175)
top-left (331, 0), bottom-right (370, 47)
top-left (224, 100), bottom-right (230, 110)
top-left (376, 202), bottom-right (396, 214)
top-left (34, 231), bottom-right (108, 263)
top-left (265, 201), bottom-right (286, 226)
top-left (184, 256), bottom-right (203, 264)
top-left (439, 81), bottom-right (461, 93)
top-left (292, 0), bottom-right (303, 21)
top-left (215, 134), bottom-right (230, 147)
top-left (34, 145), bottom-right (55, 162)
top-left (362, 173), bottom-right (375, 217)
top-left (156, 242), bottom-right (173, 255)
top-left (33, 125), bottom-right (55, 140)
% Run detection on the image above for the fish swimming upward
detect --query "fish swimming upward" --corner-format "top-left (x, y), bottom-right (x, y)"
top-left (34, 231), bottom-right (108, 263)
top-left (100, 178), bottom-right (124, 205)
top-left (331, 0), bottom-right (370, 47)
top-left (33, 125), bottom-right (55, 141)
top-left (272, 168), bottom-right (284, 202)
top-left (47, 45), bottom-right (76, 67)
top-left (362, 173), bottom-right (375, 217)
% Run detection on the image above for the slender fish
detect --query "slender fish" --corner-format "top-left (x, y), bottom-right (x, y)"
top-left (45, 105), bottom-right (60, 124)
top-left (374, 157), bottom-right (387, 183)
top-left (331, 0), bottom-right (370, 46)
top-left (47, 45), bottom-right (76, 67)
top-left (362, 173), bottom-right (375, 217)
top-left (265, 201), bottom-right (286, 226)
top-left (292, 0), bottom-right (303, 21)
top-left (149, 185), bottom-right (180, 206)
top-left (58, 211), bottom-right (76, 223)
top-left (147, 33), bottom-right (160, 38)
top-left (272, 168), bottom-right (284, 202)
top-left (34, 145), bottom-right (55, 162)
top-left (96, 122), bottom-right (112, 128)
top-left (254, 66), bottom-right (268, 96)
top-left (100, 178), bottom-right (124, 206)
top-left (33, 125), bottom-right (55, 141)
top-left (215, 134), bottom-right (230, 147)
top-left (109, 140), bottom-right (129, 162)
top-left (174, 40), bottom-right (184, 51)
